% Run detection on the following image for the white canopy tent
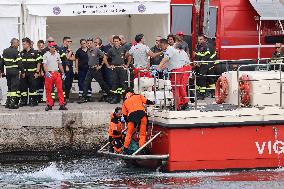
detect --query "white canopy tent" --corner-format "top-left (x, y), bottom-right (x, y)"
top-left (249, 0), bottom-right (284, 21)
top-left (0, 0), bottom-right (22, 55)
top-left (23, 0), bottom-right (170, 48)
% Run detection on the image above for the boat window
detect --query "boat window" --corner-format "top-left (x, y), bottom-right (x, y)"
top-left (171, 5), bottom-right (192, 35)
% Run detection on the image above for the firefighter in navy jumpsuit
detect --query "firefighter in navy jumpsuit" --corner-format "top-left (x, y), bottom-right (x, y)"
top-left (1, 38), bottom-right (23, 109)
top-left (20, 37), bottom-right (42, 106)
top-left (194, 35), bottom-right (212, 100)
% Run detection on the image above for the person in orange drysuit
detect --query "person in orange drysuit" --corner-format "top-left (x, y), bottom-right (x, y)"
top-left (108, 107), bottom-right (125, 153)
top-left (122, 89), bottom-right (155, 154)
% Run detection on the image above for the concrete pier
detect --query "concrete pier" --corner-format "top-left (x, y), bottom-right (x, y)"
top-left (0, 102), bottom-right (118, 154)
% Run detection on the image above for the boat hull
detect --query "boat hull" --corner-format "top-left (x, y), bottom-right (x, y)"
top-left (149, 123), bottom-right (284, 172)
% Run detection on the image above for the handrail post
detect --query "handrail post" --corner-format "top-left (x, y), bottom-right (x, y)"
top-left (237, 66), bottom-right (241, 108)
top-left (163, 73), bottom-right (166, 110)
top-left (127, 68), bottom-right (131, 88)
top-left (174, 72), bottom-right (177, 111)
top-left (280, 63), bottom-right (283, 107)
top-left (154, 73), bottom-right (157, 100)
top-left (138, 71), bottom-right (141, 93)
top-left (194, 73), bottom-right (197, 110)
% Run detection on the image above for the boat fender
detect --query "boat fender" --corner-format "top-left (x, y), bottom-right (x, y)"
top-left (239, 74), bottom-right (250, 106)
top-left (215, 75), bottom-right (229, 104)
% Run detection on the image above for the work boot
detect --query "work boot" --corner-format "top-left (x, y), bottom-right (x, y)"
top-left (9, 97), bottom-right (19, 109)
top-left (19, 97), bottom-right (28, 107)
top-left (37, 95), bottom-right (43, 103)
top-left (180, 103), bottom-right (189, 111)
top-left (45, 105), bottom-right (52, 111)
top-left (197, 92), bottom-right (205, 100)
top-left (77, 97), bottom-right (88, 104)
top-left (29, 97), bottom-right (38, 107)
top-left (5, 97), bottom-right (11, 109)
top-left (109, 95), bottom-right (119, 104)
top-left (59, 105), bottom-right (68, 110)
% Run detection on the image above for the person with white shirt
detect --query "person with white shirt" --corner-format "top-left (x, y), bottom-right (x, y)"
top-left (128, 34), bottom-right (163, 78)
top-left (158, 39), bottom-right (189, 110)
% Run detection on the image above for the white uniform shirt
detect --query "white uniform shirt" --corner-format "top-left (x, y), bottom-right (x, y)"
top-left (129, 43), bottom-right (150, 68)
top-left (164, 46), bottom-right (184, 71)
top-left (42, 51), bottom-right (62, 72)
top-left (179, 49), bottom-right (190, 66)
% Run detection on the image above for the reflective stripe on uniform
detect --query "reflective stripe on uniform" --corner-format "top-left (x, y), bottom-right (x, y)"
top-left (27, 68), bottom-right (37, 72)
top-left (29, 92), bottom-right (37, 96)
top-left (208, 84), bottom-right (216, 89)
top-left (195, 51), bottom-right (210, 57)
top-left (210, 53), bottom-right (216, 59)
top-left (21, 92), bottom-right (28, 96)
top-left (6, 65), bottom-right (18, 69)
top-left (10, 92), bottom-right (19, 97)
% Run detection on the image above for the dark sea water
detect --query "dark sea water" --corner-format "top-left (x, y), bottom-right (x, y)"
top-left (0, 156), bottom-right (284, 189)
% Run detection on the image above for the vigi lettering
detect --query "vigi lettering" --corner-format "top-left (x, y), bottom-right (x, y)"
top-left (255, 140), bottom-right (284, 155)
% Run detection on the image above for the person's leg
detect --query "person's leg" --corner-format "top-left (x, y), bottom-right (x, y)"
top-left (37, 76), bottom-right (44, 103)
top-left (20, 75), bottom-right (28, 106)
top-left (197, 64), bottom-right (208, 99)
top-left (64, 70), bottom-right (74, 100)
top-left (93, 69), bottom-right (110, 93)
top-left (44, 74), bottom-right (54, 107)
top-left (54, 72), bottom-right (65, 106)
top-left (10, 73), bottom-right (20, 109)
top-left (124, 122), bottom-right (135, 149)
top-left (170, 72), bottom-right (181, 110)
top-left (29, 73), bottom-right (38, 106)
top-left (78, 69), bottom-right (85, 98)
top-left (117, 68), bottom-right (127, 101)
top-left (82, 69), bottom-right (93, 99)
top-left (110, 68), bottom-right (119, 104)
top-left (5, 74), bottom-right (11, 108)
top-left (138, 116), bottom-right (148, 147)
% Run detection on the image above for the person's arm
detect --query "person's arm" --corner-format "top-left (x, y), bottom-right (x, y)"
top-left (104, 49), bottom-right (113, 69)
top-left (158, 56), bottom-right (169, 70)
top-left (42, 54), bottom-right (48, 73)
top-left (67, 50), bottom-right (75, 61)
top-left (147, 50), bottom-right (163, 58)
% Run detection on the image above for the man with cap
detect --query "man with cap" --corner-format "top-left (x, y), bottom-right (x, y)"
top-left (176, 31), bottom-right (190, 58)
top-left (42, 42), bottom-right (67, 111)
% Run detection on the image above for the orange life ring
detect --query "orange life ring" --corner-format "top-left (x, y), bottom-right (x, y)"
top-left (239, 74), bottom-right (250, 106)
top-left (215, 75), bottom-right (229, 104)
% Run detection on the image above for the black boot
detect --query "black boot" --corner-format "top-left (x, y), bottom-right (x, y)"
top-left (77, 97), bottom-right (88, 104)
top-left (59, 104), bottom-right (68, 110)
top-left (30, 97), bottom-right (38, 107)
top-left (20, 97), bottom-right (28, 107)
top-left (9, 97), bottom-right (19, 109)
top-left (109, 95), bottom-right (119, 104)
top-left (45, 105), bottom-right (52, 111)
top-left (197, 92), bottom-right (205, 100)
top-left (5, 96), bottom-right (11, 109)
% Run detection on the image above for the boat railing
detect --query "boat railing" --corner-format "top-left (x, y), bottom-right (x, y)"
top-left (134, 57), bottom-right (284, 111)
top-left (237, 62), bottom-right (284, 108)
